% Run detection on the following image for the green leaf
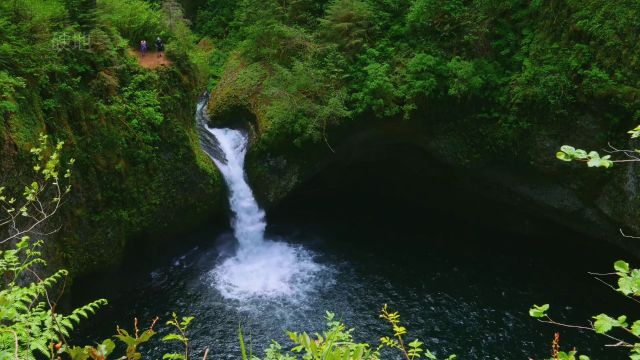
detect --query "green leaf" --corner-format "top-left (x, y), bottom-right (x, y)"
top-left (138, 329), bottom-right (156, 343)
top-left (618, 315), bottom-right (628, 326)
top-left (239, 325), bottom-right (248, 360)
top-left (617, 268), bottom-right (640, 295)
top-left (556, 351), bottom-right (580, 360)
top-left (529, 304), bottom-right (549, 318)
top-left (631, 321), bottom-right (640, 336)
top-left (615, 260), bottom-right (630, 273)
top-left (30, 339), bottom-right (49, 357)
top-left (162, 353), bottom-right (186, 360)
top-left (162, 333), bottom-right (187, 343)
top-left (573, 149), bottom-right (588, 159)
top-left (587, 157), bottom-right (600, 167)
top-left (408, 339), bottom-right (423, 348)
top-left (65, 346), bottom-right (90, 360)
top-left (557, 151), bottom-right (572, 161)
top-left (180, 316), bottom-right (194, 327)
top-left (593, 314), bottom-right (626, 334)
top-left (560, 145), bottom-right (576, 154)
top-left (96, 339), bottom-right (115, 357)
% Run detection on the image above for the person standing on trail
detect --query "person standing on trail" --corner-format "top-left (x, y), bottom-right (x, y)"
top-left (140, 40), bottom-right (147, 56)
top-left (155, 37), bottom-right (164, 57)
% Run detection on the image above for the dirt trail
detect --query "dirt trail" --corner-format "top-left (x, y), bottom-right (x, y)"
top-left (131, 49), bottom-right (172, 69)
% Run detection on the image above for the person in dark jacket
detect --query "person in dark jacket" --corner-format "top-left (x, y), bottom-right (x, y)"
top-left (155, 37), bottom-right (164, 57)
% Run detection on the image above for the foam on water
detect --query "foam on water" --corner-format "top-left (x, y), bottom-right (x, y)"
top-left (203, 126), bottom-right (322, 301)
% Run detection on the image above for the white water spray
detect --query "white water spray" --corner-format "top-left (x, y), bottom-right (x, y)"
top-left (202, 125), bottom-right (322, 300)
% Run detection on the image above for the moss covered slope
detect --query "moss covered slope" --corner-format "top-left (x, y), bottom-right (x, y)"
top-left (0, 0), bottom-right (222, 274)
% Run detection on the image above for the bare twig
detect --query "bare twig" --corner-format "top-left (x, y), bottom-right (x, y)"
top-left (149, 316), bottom-right (160, 331)
top-left (620, 228), bottom-right (640, 239)
top-left (0, 180), bottom-right (65, 244)
top-left (322, 118), bottom-right (336, 154)
top-left (587, 271), bottom-right (618, 276)
top-left (538, 317), bottom-right (633, 348)
top-left (590, 276), bottom-right (640, 306)
top-left (605, 143), bottom-right (640, 161)
top-left (605, 341), bottom-right (630, 347)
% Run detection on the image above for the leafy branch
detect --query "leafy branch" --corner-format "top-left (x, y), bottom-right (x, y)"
top-left (530, 260), bottom-right (640, 359)
top-left (0, 134), bottom-right (74, 244)
top-left (555, 124), bottom-right (640, 168)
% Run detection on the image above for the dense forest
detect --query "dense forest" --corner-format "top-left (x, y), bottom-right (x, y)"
top-left (203, 0), bottom-right (639, 146)
top-left (2, 0), bottom-right (640, 359)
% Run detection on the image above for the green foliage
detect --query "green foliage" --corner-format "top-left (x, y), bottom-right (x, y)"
top-left (61, 317), bottom-right (165, 360)
top-left (96, 0), bottom-right (165, 46)
top-left (351, 59), bottom-right (399, 117)
top-left (0, 139), bottom-right (204, 360)
top-left (65, 338), bottom-right (116, 360)
top-left (445, 57), bottom-right (485, 98)
top-left (113, 319), bottom-right (158, 360)
top-left (613, 260), bottom-right (640, 297)
top-left (0, 138), bottom-right (108, 360)
top-left (162, 313), bottom-right (194, 360)
top-left (402, 53), bottom-right (445, 99)
top-left (193, 0), bottom-right (640, 160)
top-left (242, 306), bottom-right (455, 360)
top-left (592, 314), bottom-right (627, 334)
top-left (59, 314), bottom-right (199, 360)
top-left (319, 0), bottom-right (374, 56)
top-left (63, 0), bottom-right (97, 27)
top-left (0, 71), bottom-right (25, 116)
top-left (554, 351), bottom-right (590, 360)
top-left (102, 71), bottom-right (166, 156)
top-left (242, 311), bottom-right (381, 360)
top-left (554, 119), bottom-right (640, 169)
top-left (195, 0), bottom-right (238, 40)
top-left (510, 57), bottom-right (576, 118)
top-left (262, 61), bottom-right (350, 147)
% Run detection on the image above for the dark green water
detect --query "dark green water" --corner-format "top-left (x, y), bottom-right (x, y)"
top-left (74, 187), bottom-right (634, 359)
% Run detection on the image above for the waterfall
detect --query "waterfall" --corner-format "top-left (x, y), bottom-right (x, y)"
top-left (207, 128), bottom-right (267, 248)
top-left (196, 100), bottom-right (322, 301)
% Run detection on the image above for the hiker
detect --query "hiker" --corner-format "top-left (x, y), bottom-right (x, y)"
top-left (140, 40), bottom-right (147, 56)
top-left (155, 37), bottom-right (164, 57)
